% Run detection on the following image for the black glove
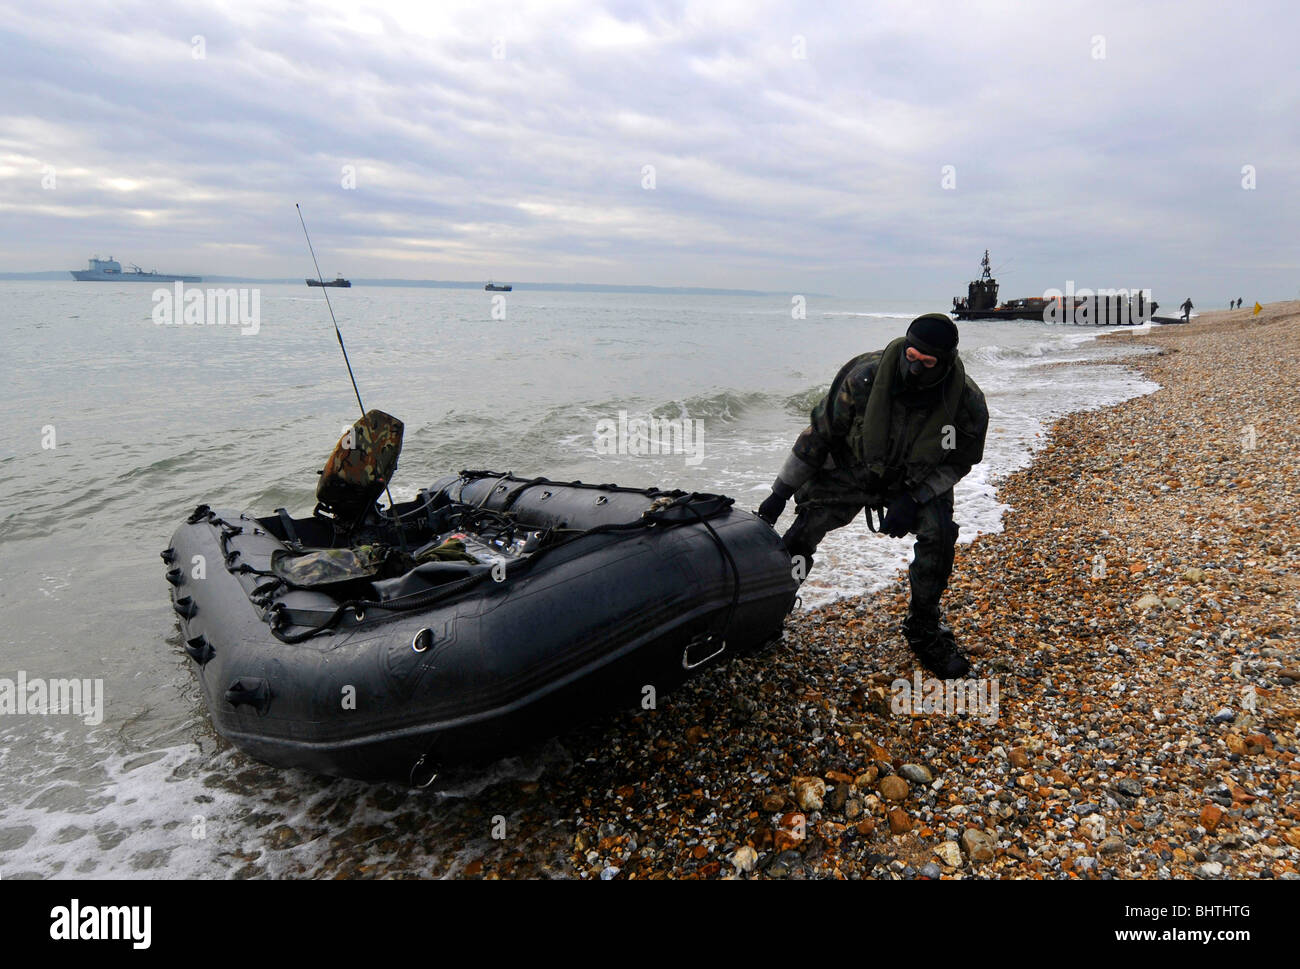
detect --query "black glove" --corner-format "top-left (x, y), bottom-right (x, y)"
top-left (757, 492), bottom-right (787, 526)
top-left (881, 494), bottom-right (920, 537)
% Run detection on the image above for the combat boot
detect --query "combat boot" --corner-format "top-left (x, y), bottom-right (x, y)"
top-left (902, 610), bottom-right (970, 680)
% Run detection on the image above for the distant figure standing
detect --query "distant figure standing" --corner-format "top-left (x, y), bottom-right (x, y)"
top-left (1181, 298), bottom-right (1194, 322)
top-left (1237, 298), bottom-right (1243, 309)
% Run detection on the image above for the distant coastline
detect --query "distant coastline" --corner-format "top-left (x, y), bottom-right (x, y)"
top-left (0, 271), bottom-right (824, 298)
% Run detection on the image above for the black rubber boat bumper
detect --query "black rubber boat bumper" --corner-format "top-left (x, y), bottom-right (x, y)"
top-left (164, 473), bottom-right (798, 783)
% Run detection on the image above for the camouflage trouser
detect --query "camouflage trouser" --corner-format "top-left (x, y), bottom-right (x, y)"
top-left (781, 464), bottom-right (958, 624)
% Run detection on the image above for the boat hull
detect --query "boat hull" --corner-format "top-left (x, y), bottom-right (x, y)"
top-left (165, 474), bottom-right (797, 782)
top-left (952, 308), bottom-right (1051, 321)
top-left (954, 306), bottom-right (1155, 325)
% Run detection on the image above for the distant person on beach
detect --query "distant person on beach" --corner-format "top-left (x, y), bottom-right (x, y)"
top-left (757, 314), bottom-right (988, 678)
top-left (1237, 298), bottom-right (1243, 309)
top-left (1181, 298), bottom-right (1194, 321)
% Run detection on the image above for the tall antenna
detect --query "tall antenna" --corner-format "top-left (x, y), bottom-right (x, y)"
top-left (295, 204), bottom-right (404, 542)
top-left (296, 203), bottom-right (365, 418)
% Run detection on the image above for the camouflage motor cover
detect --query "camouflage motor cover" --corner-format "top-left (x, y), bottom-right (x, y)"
top-left (316, 410), bottom-right (403, 521)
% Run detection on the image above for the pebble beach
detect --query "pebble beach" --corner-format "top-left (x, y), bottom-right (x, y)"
top-left (180, 304), bottom-right (1300, 881)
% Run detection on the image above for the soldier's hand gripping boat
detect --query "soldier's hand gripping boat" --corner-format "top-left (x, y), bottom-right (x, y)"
top-left (163, 411), bottom-right (798, 784)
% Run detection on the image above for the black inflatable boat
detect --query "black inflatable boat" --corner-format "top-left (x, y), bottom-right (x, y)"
top-left (165, 442), bottom-right (797, 783)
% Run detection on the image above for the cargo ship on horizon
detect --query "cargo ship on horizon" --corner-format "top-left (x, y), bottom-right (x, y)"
top-left (70, 255), bottom-right (201, 283)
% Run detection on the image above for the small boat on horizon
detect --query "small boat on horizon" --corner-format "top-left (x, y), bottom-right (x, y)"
top-left (307, 276), bottom-right (351, 288)
top-left (485, 280), bottom-right (512, 292)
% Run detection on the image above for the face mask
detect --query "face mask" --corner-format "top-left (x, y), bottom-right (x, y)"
top-left (900, 344), bottom-right (949, 388)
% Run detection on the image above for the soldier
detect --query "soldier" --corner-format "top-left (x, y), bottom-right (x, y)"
top-left (757, 314), bottom-right (988, 678)
top-left (1181, 298), bottom-right (1194, 321)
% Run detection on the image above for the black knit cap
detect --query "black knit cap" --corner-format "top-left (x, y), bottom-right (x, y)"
top-left (905, 313), bottom-right (959, 359)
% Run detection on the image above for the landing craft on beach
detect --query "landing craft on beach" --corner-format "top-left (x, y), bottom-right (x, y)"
top-left (951, 250), bottom-right (1156, 324)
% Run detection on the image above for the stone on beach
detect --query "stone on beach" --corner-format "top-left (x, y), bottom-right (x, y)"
top-left (935, 841), bottom-right (963, 868)
top-left (900, 763), bottom-right (933, 784)
top-left (791, 776), bottom-right (826, 812)
top-left (961, 829), bottom-right (996, 863)
top-left (878, 775), bottom-right (910, 802)
top-left (731, 845), bottom-right (758, 874)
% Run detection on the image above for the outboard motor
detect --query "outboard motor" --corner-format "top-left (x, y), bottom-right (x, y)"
top-left (314, 409), bottom-right (404, 532)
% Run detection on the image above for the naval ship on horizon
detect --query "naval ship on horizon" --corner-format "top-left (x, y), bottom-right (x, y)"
top-left (70, 255), bottom-right (201, 283)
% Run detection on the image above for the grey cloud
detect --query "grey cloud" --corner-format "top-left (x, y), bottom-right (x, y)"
top-left (1, 0), bottom-right (1296, 299)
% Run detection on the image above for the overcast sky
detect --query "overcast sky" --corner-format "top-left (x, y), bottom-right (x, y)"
top-left (2, 0), bottom-right (1296, 299)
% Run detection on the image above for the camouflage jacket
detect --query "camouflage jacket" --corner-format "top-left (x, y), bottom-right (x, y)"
top-left (776, 349), bottom-right (989, 503)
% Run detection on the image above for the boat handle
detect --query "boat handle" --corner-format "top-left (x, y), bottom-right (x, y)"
top-left (412, 628), bottom-right (433, 653)
top-left (224, 677), bottom-right (272, 715)
top-left (682, 634), bottom-right (725, 670)
top-left (410, 753), bottom-right (439, 789)
top-left (184, 635), bottom-right (215, 666)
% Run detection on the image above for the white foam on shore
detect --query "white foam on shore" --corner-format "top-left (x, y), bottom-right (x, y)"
top-left (0, 727), bottom-right (481, 879)
top-left (0, 730), bottom-right (241, 879)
